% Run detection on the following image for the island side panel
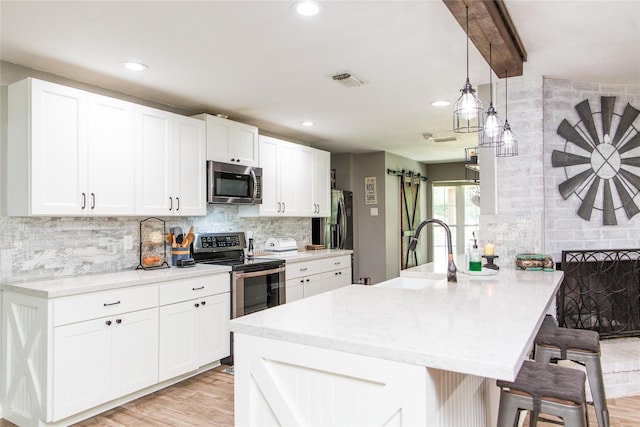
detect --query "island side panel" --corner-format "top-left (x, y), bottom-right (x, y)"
top-left (234, 334), bottom-right (492, 426)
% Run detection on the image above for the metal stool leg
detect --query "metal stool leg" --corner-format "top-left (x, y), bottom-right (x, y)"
top-left (536, 345), bottom-right (610, 427)
top-left (581, 352), bottom-right (610, 427)
top-left (496, 390), bottom-right (522, 427)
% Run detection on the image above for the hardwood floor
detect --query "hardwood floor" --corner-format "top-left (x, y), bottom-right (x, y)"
top-left (1, 364), bottom-right (638, 426)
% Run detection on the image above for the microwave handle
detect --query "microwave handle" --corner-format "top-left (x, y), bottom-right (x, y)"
top-left (250, 168), bottom-right (258, 202)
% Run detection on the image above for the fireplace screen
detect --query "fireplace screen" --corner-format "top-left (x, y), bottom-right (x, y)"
top-left (558, 250), bottom-right (640, 338)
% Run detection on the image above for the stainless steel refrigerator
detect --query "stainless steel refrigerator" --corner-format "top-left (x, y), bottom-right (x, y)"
top-left (312, 189), bottom-right (353, 250)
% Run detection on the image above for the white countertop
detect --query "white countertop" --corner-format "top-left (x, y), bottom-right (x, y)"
top-left (259, 249), bottom-right (352, 264)
top-left (229, 263), bottom-right (563, 381)
top-left (1, 264), bottom-right (231, 298)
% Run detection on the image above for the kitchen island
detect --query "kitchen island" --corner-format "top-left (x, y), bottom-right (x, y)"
top-left (229, 263), bottom-right (564, 426)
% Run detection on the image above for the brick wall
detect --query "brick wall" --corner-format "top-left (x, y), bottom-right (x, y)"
top-left (544, 79), bottom-right (640, 258)
top-left (480, 77), bottom-right (640, 266)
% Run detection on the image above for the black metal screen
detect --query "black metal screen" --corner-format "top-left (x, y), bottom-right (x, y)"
top-left (558, 249), bottom-right (640, 338)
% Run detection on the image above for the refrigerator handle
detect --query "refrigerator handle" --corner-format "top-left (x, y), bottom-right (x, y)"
top-left (338, 195), bottom-right (347, 249)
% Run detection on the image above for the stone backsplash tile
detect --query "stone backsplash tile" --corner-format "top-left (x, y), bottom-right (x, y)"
top-left (0, 205), bottom-right (311, 283)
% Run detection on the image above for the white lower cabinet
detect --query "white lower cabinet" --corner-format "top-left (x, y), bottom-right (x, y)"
top-left (159, 275), bottom-right (230, 382)
top-left (285, 255), bottom-right (352, 303)
top-left (1, 272), bottom-right (230, 427)
top-left (53, 307), bottom-right (158, 420)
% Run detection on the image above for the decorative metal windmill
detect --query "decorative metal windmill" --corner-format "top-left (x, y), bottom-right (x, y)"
top-left (552, 96), bottom-right (640, 225)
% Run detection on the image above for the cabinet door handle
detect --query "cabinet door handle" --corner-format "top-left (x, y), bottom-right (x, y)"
top-left (194, 303), bottom-right (200, 308)
top-left (300, 279), bottom-right (304, 284)
top-left (116, 318), bottom-right (122, 324)
top-left (300, 267), bottom-right (308, 272)
top-left (91, 193), bottom-right (96, 209)
top-left (334, 262), bottom-right (341, 265)
top-left (282, 202), bottom-right (285, 213)
top-left (278, 202), bottom-right (281, 213)
top-left (231, 158), bottom-right (235, 162)
top-left (105, 320), bottom-right (112, 326)
top-left (169, 197), bottom-right (173, 211)
top-left (192, 286), bottom-right (205, 291)
top-left (176, 197), bottom-right (180, 211)
top-left (201, 301), bottom-right (206, 306)
top-left (306, 279), bottom-right (310, 282)
top-left (81, 192), bottom-right (86, 210)
top-left (103, 300), bottom-right (121, 307)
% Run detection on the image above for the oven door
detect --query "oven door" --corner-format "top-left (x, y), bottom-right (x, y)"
top-left (231, 265), bottom-right (286, 318)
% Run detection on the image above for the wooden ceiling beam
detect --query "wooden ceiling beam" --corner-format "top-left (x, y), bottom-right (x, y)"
top-left (443, 0), bottom-right (527, 78)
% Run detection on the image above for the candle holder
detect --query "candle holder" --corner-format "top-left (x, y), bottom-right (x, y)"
top-left (482, 255), bottom-right (499, 270)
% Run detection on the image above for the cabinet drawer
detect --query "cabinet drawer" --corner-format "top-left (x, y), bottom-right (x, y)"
top-left (53, 285), bottom-right (158, 326)
top-left (286, 260), bottom-right (323, 279)
top-left (159, 274), bottom-right (229, 306)
top-left (319, 255), bottom-right (351, 272)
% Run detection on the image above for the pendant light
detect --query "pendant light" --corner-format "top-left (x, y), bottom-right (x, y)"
top-left (496, 70), bottom-right (518, 157)
top-left (453, 5), bottom-right (483, 133)
top-left (479, 44), bottom-right (503, 147)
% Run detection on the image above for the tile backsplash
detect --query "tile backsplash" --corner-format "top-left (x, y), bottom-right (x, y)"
top-left (0, 205), bottom-right (311, 283)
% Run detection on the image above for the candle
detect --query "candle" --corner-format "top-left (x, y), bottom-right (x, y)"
top-left (484, 243), bottom-right (495, 256)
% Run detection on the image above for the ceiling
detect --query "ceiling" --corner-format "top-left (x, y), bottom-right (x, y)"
top-left (2, 1), bottom-right (639, 163)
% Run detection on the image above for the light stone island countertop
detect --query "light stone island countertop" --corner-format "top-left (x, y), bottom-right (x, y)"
top-left (1, 264), bottom-right (231, 299)
top-left (229, 260), bottom-right (563, 381)
top-left (258, 249), bottom-right (352, 264)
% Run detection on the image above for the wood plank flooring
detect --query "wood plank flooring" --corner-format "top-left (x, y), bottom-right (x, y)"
top-left (2, 364), bottom-right (638, 426)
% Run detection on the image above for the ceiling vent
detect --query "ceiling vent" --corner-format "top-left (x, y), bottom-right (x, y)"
top-left (423, 133), bottom-right (458, 143)
top-left (331, 72), bottom-right (368, 88)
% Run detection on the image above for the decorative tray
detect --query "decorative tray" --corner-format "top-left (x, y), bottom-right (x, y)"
top-left (459, 268), bottom-right (498, 276)
top-left (516, 253), bottom-right (554, 271)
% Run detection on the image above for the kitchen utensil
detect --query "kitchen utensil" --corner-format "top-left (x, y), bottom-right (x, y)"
top-left (182, 225), bottom-right (195, 247)
top-left (170, 227), bottom-right (183, 244)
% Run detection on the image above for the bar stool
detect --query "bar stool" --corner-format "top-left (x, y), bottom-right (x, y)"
top-left (496, 360), bottom-right (588, 427)
top-left (535, 315), bottom-right (610, 427)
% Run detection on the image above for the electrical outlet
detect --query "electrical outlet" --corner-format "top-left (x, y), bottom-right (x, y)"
top-left (124, 235), bottom-right (133, 251)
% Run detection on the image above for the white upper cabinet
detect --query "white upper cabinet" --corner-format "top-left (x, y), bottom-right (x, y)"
top-left (238, 135), bottom-right (331, 218)
top-left (297, 146), bottom-right (315, 216)
top-left (312, 148), bottom-right (331, 217)
top-left (7, 78), bottom-right (135, 216)
top-left (7, 77), bottom-right (204, 217)
top-left (134, 106), bottom-right (206, 216)
top-left (173, 115), bottom-right (207, 216)
top-left (87, 93), bottom-right (135, 215)
top-left (194, 113), bottom-right (259, 167)
top-left (239, 135), bottom-right (299, 217)
top-left (134, 105), bottom-right (174, 215)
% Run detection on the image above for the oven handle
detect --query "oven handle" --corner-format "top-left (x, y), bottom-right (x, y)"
top-left (233, 265), bottom-right (285, 279)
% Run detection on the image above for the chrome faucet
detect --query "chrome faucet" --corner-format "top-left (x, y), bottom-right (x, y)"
top-left (408, 218), bottom-right (457, 282)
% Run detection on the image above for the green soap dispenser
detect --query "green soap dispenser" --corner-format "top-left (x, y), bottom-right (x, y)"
top-left (469, 234), bottom-right (482, 272)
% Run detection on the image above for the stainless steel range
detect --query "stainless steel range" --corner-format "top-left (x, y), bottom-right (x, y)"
top-left (191, 232), bottom-right (286, 318)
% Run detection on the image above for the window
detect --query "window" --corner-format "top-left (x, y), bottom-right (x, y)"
top-left (431, 184), bottom-right (480, 267)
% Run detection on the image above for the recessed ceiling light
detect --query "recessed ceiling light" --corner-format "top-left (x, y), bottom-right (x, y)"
top-left (121, 61), bottom-right (149, 72)
top-left (293, 1), bottom-right (322, 17)
top-left (301, 121), bottom-right (315, 127)
top-left (431, 100), bottom-right (451, 107)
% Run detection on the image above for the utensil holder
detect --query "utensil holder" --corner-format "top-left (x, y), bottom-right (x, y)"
top-left (171, 247), bottom-right (190, 266)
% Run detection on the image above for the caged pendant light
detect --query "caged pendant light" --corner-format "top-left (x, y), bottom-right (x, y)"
top-left (479, 44), bottom-right (503, 147)
top-left (496, 70), bottom-right (518, 157)
top-left (453, 5), bottom-right (483, 133)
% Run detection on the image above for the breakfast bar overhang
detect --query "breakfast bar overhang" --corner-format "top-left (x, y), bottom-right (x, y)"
top-left (229, 268), bottom-right (564, 426)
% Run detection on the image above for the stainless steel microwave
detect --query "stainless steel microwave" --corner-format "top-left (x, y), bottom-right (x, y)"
top-left (207, 161), bottom-right (262, 204)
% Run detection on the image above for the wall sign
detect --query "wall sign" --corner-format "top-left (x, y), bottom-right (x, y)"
top-left (365, 177), bottom-right (377, 205)
top-left (552, 96), bottom-right (640, 225)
